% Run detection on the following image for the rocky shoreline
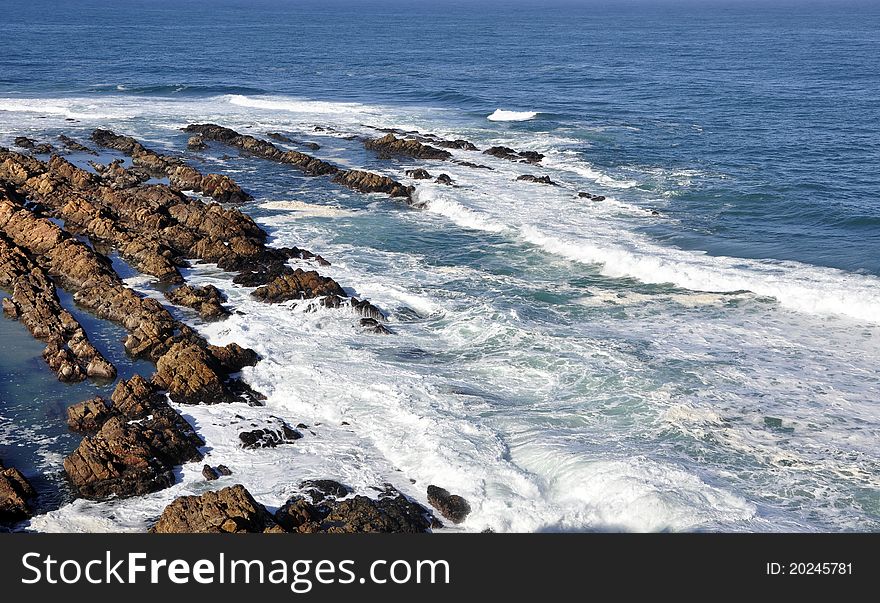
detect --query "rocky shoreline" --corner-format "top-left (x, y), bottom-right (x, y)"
top-left (0, 126), bottom-right (472, 533)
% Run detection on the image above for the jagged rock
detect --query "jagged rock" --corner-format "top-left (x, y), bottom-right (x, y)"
top-left (406, 168), bottom-right (432, 180)
top-left (63, 376), bottom-right (204, 500)
top-left (350, 297), bottom-right (386, 321)
top-left (252, 268), bottom-right (346, 303)
top-left (365, 134), bottom-right (452, 160)
top-left (517, 174), bottom-right (557, 185)
top-left (332, 169), bottom-right (414, 200)
top-left (578, 192), bottom-right (605, 201)
top-left (164, 284), bottom-right (228, 319)
top-left (435, 173), bottom-right (454, 185)
top-left (436, 139), bottom-right (479, 151)
top-left (67, 397), bottom-right (112, 432)
top-left (0, 231), bottom-right (116, 382)
top-left (360, 317), bottom-right (392, 334)
top-left (267, 133), bottom-right (320, 150)
top-left (183, 124), bottom-right (338, 176)
top-left (186, 136), bottom-right (207, 151)
top-left (58, 134), bottom-right (97, 155)
top-left (276, 485), bottom-right (434, 533)
top-left (90, 129), bottom-right (251, 203)
top-left (216, 465), bottom-right (232, 476)
top-left (14, 137), bottom-right (55, 154)
top-left (153, 341), bottom-right (239, 405)
top-left (150, 485), bottom-right (281, 533)
top-left (207, 342), bottom-right (260, 373)
top-left (426, 485), bottom-right (471, 524)
top-left (483, 146), bottom-right (544, 164)
top-left (455, 160), bottom-right (493, 170)
top-left (202, 465), bottom-right (219, 481)
top-left (0, 461), bottom-right (36, 525)
top-left (239, 423), bottom-right (302, 449)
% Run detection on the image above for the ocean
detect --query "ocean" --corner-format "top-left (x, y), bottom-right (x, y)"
top-left (0, 0), bottom-right (878, 531)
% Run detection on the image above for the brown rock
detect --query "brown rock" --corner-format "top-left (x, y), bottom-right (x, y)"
top-left (426, 485), bottom-right (471, 524)
top-left (66, 397), bottom-right (112, 432)
top-left (150, 485), bottom-right (280, 533)
top-left (517, 174), bottom-right (557, 185)
top-left (332, 170), bottom-right (414, 200)
top-left (365, 133), bottom-right (451, 160)
top-left (164, 284), bottom-right (229, 319)
top-left (252, 268), bottom-right (346, 303)
top-left (0, 462), bottom-right (36, 524)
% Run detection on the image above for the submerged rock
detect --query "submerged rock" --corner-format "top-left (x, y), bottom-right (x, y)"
top-left (58, 134), bottom-right (97, 155)
top-left (186, 135), bottom-right (207, 151)
top-left (578, 191), bottom-right (605, 201)
top-left (239, 422), bottom-right (302, 449)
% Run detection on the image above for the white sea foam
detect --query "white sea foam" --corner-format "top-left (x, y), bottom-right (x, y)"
top-left (488, 109), bottom-right (539, 122)
top-left (260, 200), bottom-right (354, 218)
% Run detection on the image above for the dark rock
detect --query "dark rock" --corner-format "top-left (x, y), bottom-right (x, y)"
top-left (202, 464), bottom-right (219, 481)
top-left (517, 174), bottom-right (557, 185)
top-left (435, 173), bottom-right (454, 185)
top-left (454, 160), bottom-right (494, 170)
top-left (578, 192), bottom-right (605, 201)
top-left (183, 124), bottom-right (338, 176)
top-left (332, 169), bottom-right (414, 200)
top-left (58, 134), bottom-right (97, 155)
top-left (239, 422), bottom-right (301, 449)
top-left (365, 133), bottom-right (452, 160)
top-left (216, 465), bottom-right (232, 476)
top-left (426, 485), bottom-right (471, 524)
top-left (150, 485), bottom-right (282, 533)
top-left (301, 479), bottom-right (351, 503)
top-left (436, 139), bottom-right (479, 151)
top-left (406, 168), bottom-right (432, 180)
top-left (360, 317), bottom-right (392, 334)
top-left (484, 146), bottom-right (543, 164)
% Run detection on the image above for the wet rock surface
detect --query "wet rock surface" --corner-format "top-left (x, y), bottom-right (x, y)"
top-left (150, 485), bottom-right (282, 533)
top-left (58, 134), bottom-right (97, 155)
top-left (365, 133), bottom-right (452, 160)
top-left (164, 284), bottom-right (229, 320)
top-left (90, 129), bottom-right (251, 203)
top-left (426, 485), bottom-right (471, 524)
top-left (578, 191), bottom-right (606, 201)
top-left (0, 229), bottom-right (116, 382)
top-left (0, 460), bottom-right (36, 525)
top-left (406, 168), bottom-right (432, 180)
top-left (63, 376), bottom-right (205, 500)
top-left (332, 169), bottom-right (414, 200)
top-left (517, 174), bottom-right (557, 185)
top-left (484, 146), bottom-right (544, 164)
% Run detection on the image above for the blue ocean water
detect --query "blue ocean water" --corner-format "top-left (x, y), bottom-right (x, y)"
top-left (0, 0), bottom-right (878, 531)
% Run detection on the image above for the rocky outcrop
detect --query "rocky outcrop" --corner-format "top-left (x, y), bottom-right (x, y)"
top-left (436, 139), bottom-right (479, 151)
top-left (63, 376), bottom-right (205, 500)
top-left (332, 169), bottom-right (413, 200)
top-left (435, 173), bottom-right (454, 185)
top-left (58, 134), bottom-right (97, 155)
top-left (150, 485), bottom-right (282, 533)
top-left (360, 317), bottom-right (392, 334)
top-left (0, 232), bottom-right (116, 382)
top-left (164, 284), bottom-right (228, 320)
top-left (578, 191), bottom-right (605, 201)
top-left (275, 483), bottom-right (436, 533)
top-left (426, 485), bottom-right (471, 524)
top-left (484, 146), bottom-right (544, 164)
top-left (183, 124), bottom-right (338, 176)
top-left (267, 132), bottom-right (320, 150)
top-left (252, 268), bottom-right (346, 303)
top-left (186, 136), bottom-right (207, 151)
top-left (67, 397), bottom-right (112, 432)
top-left (14, 137), bottom-right (55, 155)
top-left (238, 422), bottom-right (302, 449)
top-left (517, 174), bottom-right (557, 185)
top-left (0, 460), bottom-right (36, 525)
top-left (364, 133), bottom-right (452, 160)
top-left (90, 129), bottom-right (252, 204)
top-left (406, 168), bottom-right (432, 180)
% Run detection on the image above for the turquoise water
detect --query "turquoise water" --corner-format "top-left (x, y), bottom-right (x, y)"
top-left (0, 0), bottom-right (878, 531)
